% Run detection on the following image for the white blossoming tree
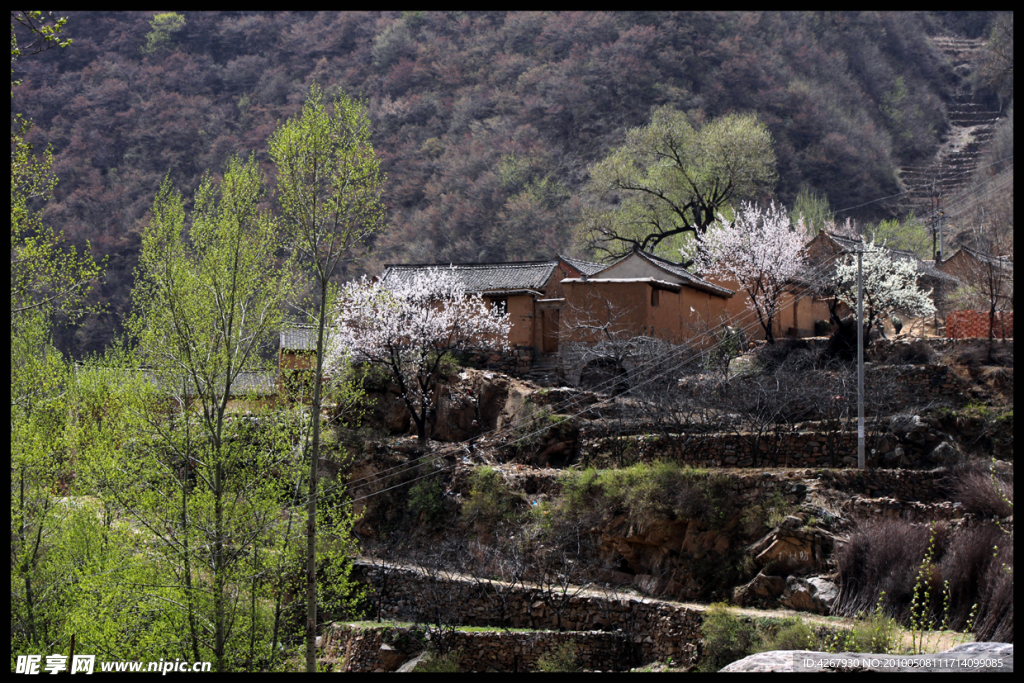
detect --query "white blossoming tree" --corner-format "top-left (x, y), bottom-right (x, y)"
top-left (332, 268), bottom-right (511, 442)
top-left (833, 238), bottom-right (936, 335)
top-left (686, 201), bottom-right (808, 344)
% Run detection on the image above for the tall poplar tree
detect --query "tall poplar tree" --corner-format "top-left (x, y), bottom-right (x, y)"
top-left (269, 82), bottom-right (387, 672)
top-left (130, 154), bottom-right (294, 671)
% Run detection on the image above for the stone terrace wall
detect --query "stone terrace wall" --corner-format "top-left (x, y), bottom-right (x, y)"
top-left (869, 337), bottom-right (1012, 358)
top-left (327, 623), bottom-right (636, 672)
top-left (870, 363), bottom-right (970, 408)
top-left (349, 561), bottom-right (704, 667)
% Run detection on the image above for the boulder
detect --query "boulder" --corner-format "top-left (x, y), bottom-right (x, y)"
top-left (732, 570), bottom-right (787, 606)
top-left (720, 642), bottom-right (1013, 672)
top-left (779, 575), bottom-right (837, 614)
top-left (928, 440), bottom-right (960, 465)
top-left (395, 651), bottom-right (429, 673)
top-left (754, 537), bottom-right (816, 573)
top-left (378, 643), bottom-right (408, 672)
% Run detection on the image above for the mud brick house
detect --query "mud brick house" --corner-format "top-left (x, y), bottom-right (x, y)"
top-left (937, 246), bottom-right (1013, 339)
top-left (560, 250), bottom-right (738, 346)
top-left (375, 256), bottom-right (606, 353)
top-left (804, 231), bottom-right (959, 320)
top-left (936, 245), bottom-right (1013, 304)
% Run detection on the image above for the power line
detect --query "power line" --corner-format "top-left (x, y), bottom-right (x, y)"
top-left (339, 253), bottom-right (850, 493)
top-left (317, 253), bottom-right (857, 507)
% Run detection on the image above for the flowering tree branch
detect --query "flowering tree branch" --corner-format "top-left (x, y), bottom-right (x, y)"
top-left (686, 201), bottom-right (808, 344)
top-left (331, 268), bottom-right (511, 442)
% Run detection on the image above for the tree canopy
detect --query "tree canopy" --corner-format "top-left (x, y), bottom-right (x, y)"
top-left (577, 106), bottom-right (776, 263)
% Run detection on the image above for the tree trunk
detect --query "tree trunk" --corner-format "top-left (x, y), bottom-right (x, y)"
top-left (306, 287), bottom-right (328, 673)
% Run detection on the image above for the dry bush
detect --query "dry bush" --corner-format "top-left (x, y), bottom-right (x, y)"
top-left (751, 339), bottom-right (810, 373)
top-left (835, 518), bottom-right (1014, 642)
top-left (938, 523), bottom-right (1009, 631)
top-left (975, 542), bottom-right (1013, 642)
top-left (979, 365), bottom-right (1013, 394)
top-left (886, 340), bottom-right (935, 365)
top-left (952, 462), bottom-right (1014, 517)
top-left (953, 341), bottom-right (1014, 370)
top-left (834, 519), bottom-right (939, 621)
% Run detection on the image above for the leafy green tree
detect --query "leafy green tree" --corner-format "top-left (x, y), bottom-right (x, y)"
top-left (128, 154), bottom-right (297, 671)
top-left (576, 106), bottom-right (776, 263)
top-left (10, 14), bottom-right (109, 662)
top-left (792, 187), bottom-right (835, 237)
top-left (12, 10), bottom-right (100, 374)
top-left (141, 11), bottom-right (186, 55)
top-left (865, 214), bottom-right (931, 259)
top-left (269, 81), bottom-right (386, 672)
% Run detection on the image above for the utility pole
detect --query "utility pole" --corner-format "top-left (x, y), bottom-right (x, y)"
top-left (936, 209), bottom-right (945, 264)
top-left (857, 242), bottom-right (865, 470)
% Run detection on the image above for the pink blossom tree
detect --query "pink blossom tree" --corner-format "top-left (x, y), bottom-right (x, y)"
top-left (331, 268), bottom-right (511, 442)
top-left (686, 201), bottom-right (808, 344)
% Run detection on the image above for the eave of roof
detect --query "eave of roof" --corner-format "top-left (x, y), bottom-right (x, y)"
top-left (562, 275), bottom-right (733, 298)
top-left (558, 254), bottom-right (608, 276)
top-left (379, 260), bottom-right (558, 293)
top-left (626, 250), bottom-right (736, 297)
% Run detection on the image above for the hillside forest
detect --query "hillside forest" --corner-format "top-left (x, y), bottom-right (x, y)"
top-left (10, 11), bottom-right (1015, 673)
top-left (11, 11), bottom-right (1013, 359)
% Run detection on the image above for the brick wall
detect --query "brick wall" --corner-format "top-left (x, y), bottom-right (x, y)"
top-left (946, 310), bottom-right (1013, 339)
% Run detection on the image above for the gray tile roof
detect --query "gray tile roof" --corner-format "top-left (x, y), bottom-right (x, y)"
top-left (817, 232), bottom-right (958, 284)
top-left (625, 250), bottom-right (736, 297)
top-left (280, 325), bottom-right (318, 352)
top-left (955, 245), bottom-right (1013, 271)
top-left (379, 261), bottom-right (558, 294)
top-left (559, 254), bottom-right (607, 276)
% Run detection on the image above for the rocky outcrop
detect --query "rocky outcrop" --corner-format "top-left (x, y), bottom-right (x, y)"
top-left (779, 576), bottom-right (838, 615)
top-left (748, 514), bottom-right (834, 575)
top-left (720, 641), bottom-right (1013, 672)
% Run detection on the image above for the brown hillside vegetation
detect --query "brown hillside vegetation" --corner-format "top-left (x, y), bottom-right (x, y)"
top-left (11, 11), bottom-right (1009, 357)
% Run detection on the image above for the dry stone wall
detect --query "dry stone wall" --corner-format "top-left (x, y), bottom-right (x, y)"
top-left (349, 561), bottom-right (704, 667)
top-left (327, 623), bottom-right (636, 672)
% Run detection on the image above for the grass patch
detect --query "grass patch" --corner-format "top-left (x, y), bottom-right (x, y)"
top-left (558, 461), bottom-right (735, 528)
top-left (536, 642), bottom-right (580, 672)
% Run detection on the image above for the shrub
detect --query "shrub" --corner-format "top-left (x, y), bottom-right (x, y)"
top-left (836, 518), bottom-right (1013, 643)
top-left (461, 467), bottom-right (520, 524)
top-left (850, 599), bottom-right (900, 653)
top-left (559, 462), bottom-right (733, 528)
top-left (698, 603), bottom-right (759, 672)
top-left (536, 642), bottom-right (579, 672)
top-left (888, 339), bottom-right (934, 364)
top-left (758, 617), bottom-right (815, 652)
top-left (834, 519), bottom-right (946, 622)
top-left (953, 341), bottom-right (1013, 371)
top-left (953, 464), bottom-right (1013, 518)
top-left (408, 478), bottom-right (447, 523)
top-left (753, 338), bottom-right (810, 373)
top-left (975, 542), bottom-right (1013, 642)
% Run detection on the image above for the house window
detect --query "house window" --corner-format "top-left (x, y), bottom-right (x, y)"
top-left (492, 298), bottom-right (508, 315)
top-left (651, 287), bottom-right (660, 307)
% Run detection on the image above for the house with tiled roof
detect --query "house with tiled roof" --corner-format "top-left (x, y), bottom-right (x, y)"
top-left (804, 231), bottom-right (960, 320)
top-left (375, 256), bottom-right (607, 353)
